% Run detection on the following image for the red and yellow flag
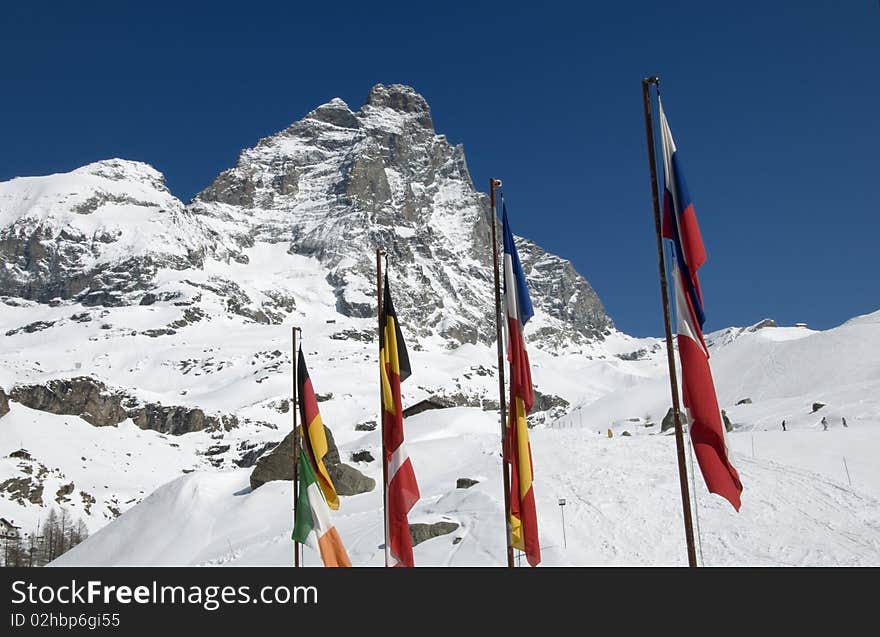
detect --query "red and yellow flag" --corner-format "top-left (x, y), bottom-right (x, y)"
top-left (298, 349), bottom-right (338, 510)
top-left (380, 272), bottom-right (420, 567)
top-left (502, 202), bottom-right (541, 566)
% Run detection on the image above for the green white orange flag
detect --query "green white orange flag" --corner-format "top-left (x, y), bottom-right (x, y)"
top-left (298, 349), bottom-right (339, 509)
top-left (292, 447), bottom-right (351, 567)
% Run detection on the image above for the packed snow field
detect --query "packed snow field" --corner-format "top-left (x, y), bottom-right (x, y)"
top-left (42, 307), bottom-right (880, 567)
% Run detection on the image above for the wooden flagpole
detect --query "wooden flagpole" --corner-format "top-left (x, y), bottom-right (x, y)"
top-left (376, 248), bottom-right (388, 567)
top-left (292, 325), bottom-right (302, 567)
top-left (489, 178), bottom-right (515, 568)
top-left (641, 76), bottom-right (697, 568)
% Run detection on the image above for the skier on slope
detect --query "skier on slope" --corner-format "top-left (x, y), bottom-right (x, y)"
top-left (821, 416), bottom-right (828, 431)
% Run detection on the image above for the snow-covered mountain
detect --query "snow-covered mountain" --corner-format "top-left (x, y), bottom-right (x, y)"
top-left (190, 84), bottom-right (611, 347)
top-left (1, 83), bottom-right (878, 566)
top-left (0, 84), bottom-right (610, 348)
top-left (0, 159), bottom-right (225, 305)
top-left (0, 83), bottom-right (616, 539)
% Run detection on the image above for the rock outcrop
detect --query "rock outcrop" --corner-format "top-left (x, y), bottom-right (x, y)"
top-left (409, 521), bottom-right (459, 546)
top-left (0, 85), bottom-right (613, 350)
top-left (9, 376), bottom-right (243, 434)
top-left (0, 159), bottom-right (224, 305)
top-left (189, 84), bottom-right (505, 343)
top-left (10, 377), bottom-right (128, 427)
top-left (661, 407), bottom-right (689, 433)
top-left (249, 427), bottom-right (374, 495)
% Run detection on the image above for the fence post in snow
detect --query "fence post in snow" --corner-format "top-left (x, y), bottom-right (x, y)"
top-left (558, 498), bottom-right (567, 549)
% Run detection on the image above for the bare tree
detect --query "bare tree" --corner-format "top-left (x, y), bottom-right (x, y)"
top-left (2, 508), bottom-right (90, 567)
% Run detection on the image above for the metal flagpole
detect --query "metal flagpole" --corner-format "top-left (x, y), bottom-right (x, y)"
top-left (489, 177), bottom-right (515, 568)
top-left (641, 76), bottom-right (698, 568)
top-left (376, 248), bottom-right (389, 567)
top-left (292, 326), bottom-right (302, 567)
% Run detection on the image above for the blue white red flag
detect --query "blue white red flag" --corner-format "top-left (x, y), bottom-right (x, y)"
top-left (659, 97), bottom-right (743, 511)
top-left (502, 201), bottom-right (540, 566)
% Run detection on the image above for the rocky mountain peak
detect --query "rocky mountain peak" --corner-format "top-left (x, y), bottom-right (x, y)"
top-left (0, 83), bottom-right (612, 349)
top-left (188, 83), bottom-right (610, 347)
top-left (303, 98), bottom-right (360, 129)
top-left (362, 83), bottom-right (433, 130)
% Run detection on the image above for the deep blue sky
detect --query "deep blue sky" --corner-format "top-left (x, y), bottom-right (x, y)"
top-left (2, 1), bottom-right (877, 336)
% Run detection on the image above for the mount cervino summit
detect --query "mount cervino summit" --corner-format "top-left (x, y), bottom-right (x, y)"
top-left (0, 83), bottom-right (611, 348)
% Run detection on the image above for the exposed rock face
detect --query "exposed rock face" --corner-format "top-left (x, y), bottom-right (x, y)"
top-left (10, 377), bottom-right (128, 426)
top-left (55, 482), bottom-right (75, 503)
top-left (354, 420), bottom-right (377, 431)
top-left (327, 463), bottom-right (376, 497)
top-left (403, 397), bottom-right (455, 418)
top-left (5, 320), bottom-right (56, 336)
top-left (0, 84), bottom-right (612, 350)
top-left (0, 476), bottom-right (44, 505)
top-left (0, 387), bottom-right (9, 418)
top-left (456, 478), bottom-right (479, 489)
top-left (234, 441), bottom-right (278, 468)
top-left (616, 348), bottom-right (648, 361)
top-left (748, 319), bottom-right (778, 332)
top-left (660, 406), bottom-right (731, 432)
top-left (409, 521), bottom-right (459, 546)
top-left (515, 239), bottom-right (612, 346)
top-left (350, 450), bottom-right (374, 463)
top-left (812, 402), bottom-right (826, 413)
top-left (529, 390), bottom-right (570, 426)
top-left (249, 427), bottom-right (374, 494)
top-left (721, 409), bottom-right (733, 433)
top-left (132, 404), bottom-right (210, 436)
top-left (9, 376), bottom-right (241, 434)
top-left (189, 83), bottom-right (612, 349)
top-left (0, 159), bottom-right (224, 305)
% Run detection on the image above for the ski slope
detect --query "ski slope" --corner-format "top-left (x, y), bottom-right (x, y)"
top-left (53, 412), bottom-right (880, 566)
top-left (4, 298), bottom-right (876, 566)
top-left (26, 309), bottom-right (880, 566)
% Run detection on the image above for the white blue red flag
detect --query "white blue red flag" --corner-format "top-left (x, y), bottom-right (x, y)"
top-left (659, 97), bottom-right (743, 511)
top-left (502, 201), bottom-right (541, 566)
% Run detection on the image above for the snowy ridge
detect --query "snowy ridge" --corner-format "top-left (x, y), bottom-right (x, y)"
top-left (0, 159), bottom-right (225, 305)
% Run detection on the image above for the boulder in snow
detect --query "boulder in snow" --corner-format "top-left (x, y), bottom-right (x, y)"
top-left (409, 521), bottom-right (459, 546)
top-left (661, 407), bottom-right (689, 433)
